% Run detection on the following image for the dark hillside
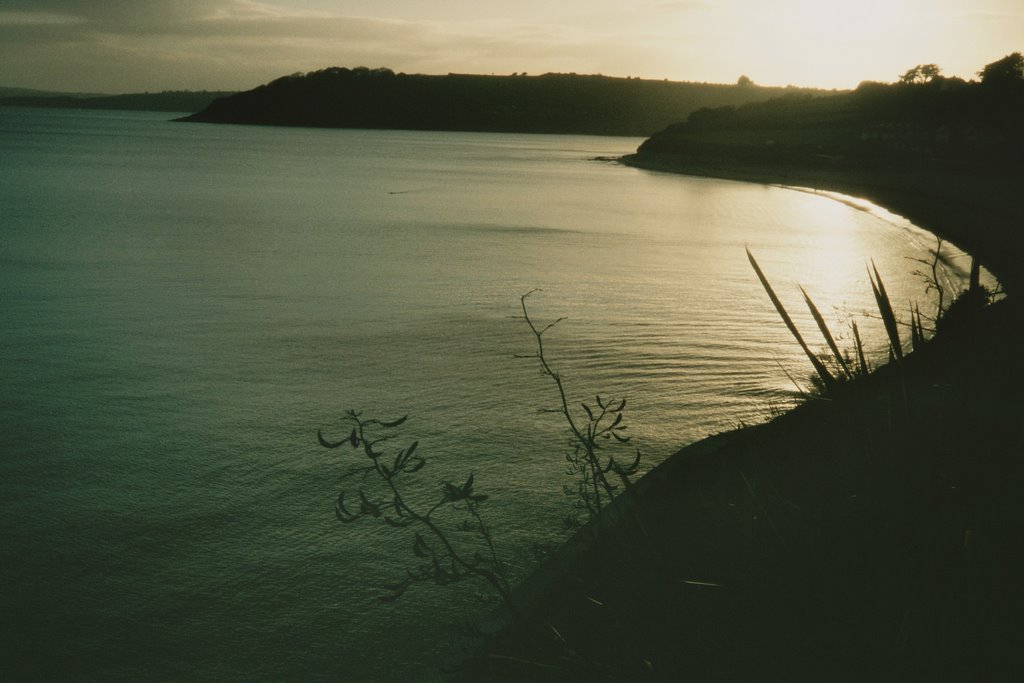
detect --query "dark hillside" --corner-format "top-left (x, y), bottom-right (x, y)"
top-left (456, 297), bottom-right (1024, 681)
top-left (179, 67), bottom-right (835, 137)
top-left (643, 77), bottom-right (1024, 168)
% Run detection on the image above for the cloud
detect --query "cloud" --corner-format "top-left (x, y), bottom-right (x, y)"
top-left (1, 0), bottom-right (1019, 92)
top-left (0, 11), bottom-right (83, 25)
top-left (0, 0), bottom-right (213, 21)
top-left (0, 0), bottom-right (672, 90)
top-left (0, 1), bottom-right (409, 89)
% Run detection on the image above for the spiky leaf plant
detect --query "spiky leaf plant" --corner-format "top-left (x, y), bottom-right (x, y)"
top-left (747, 248), bottom-right (837, 390)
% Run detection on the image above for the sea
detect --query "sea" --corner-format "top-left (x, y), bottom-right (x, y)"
top-left (0, 107), bottom-right (992, 680)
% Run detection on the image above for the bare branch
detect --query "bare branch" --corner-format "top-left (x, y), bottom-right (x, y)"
top-left (515, 291), bottom-right (642, 526)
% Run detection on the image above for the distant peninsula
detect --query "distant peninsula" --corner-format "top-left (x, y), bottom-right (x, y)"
top-left (177, 66), bottom-right (834, 137)
top-left (628, 64), bottom-right (1024, 289)
top-left (0, 89), bottom-right (236, 114)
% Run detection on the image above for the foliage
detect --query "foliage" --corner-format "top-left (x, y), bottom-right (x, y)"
top-left (935, 279), bottom-right (993, 337)
top-left (318, 291), bottom-right (648, 619)
top-left (748, 248), bottom-right (909, 394)
top-left (899, 63), bottom-right (941, 85)
top-left (907, 236), bottom-right (950, 326)
top-left (867, 259), bottom-right (904, 362)
top-left (318, 411), bottom-right (514, 610)
top-left (750, 243), bottom-right (995, 397)
top-left (978, 52), bottom-right (1024, 87)
top-left (747, 248), bottom-right (839, 390)
top-left (514, 291), bottom-right (641, 528)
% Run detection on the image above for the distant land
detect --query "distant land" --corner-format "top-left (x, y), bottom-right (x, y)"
top-left (178, 67), bottom-right (836, 137)
top-left (0, 86), bottom-right (105, 98)
top-left (0, 89), bottom-right (236, 113)
top-left (629, 64), bottom-right (1024, 287)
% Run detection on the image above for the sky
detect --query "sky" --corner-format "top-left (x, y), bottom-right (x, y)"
top-left (0, 0), bottom-right (1022, 93)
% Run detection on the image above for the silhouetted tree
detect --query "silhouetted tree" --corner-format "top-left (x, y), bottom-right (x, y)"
top-left (899, 64), bottom-right (941, 84)
top-left (978, 52), bottom-right (1024, 87)
top-left (737, 75), bottom-right (754, 87)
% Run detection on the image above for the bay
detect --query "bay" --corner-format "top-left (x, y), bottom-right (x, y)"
top-left (0, 108), bottom-right (990, 680)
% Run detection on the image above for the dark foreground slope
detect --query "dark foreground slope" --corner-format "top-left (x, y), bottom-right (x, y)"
top-left (178, 67), bottom-right (833, 137)
top-left (456, 298), bottom-right (1024, 681)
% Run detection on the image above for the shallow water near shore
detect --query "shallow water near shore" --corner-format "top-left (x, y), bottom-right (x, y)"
top-left (0, 108), bottom-right (994, 680)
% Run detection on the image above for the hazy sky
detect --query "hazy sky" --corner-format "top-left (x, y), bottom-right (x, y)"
top-left (1, 0), bottom-right (1021, 92)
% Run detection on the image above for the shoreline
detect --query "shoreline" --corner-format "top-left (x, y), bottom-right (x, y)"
top-left (620, 152), bottom-right (1024, 293)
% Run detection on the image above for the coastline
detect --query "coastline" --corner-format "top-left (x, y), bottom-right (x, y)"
top-left (454, 153), bottom-right (1024, 680)
top-left (620, 152), bottom-right (1024, 293)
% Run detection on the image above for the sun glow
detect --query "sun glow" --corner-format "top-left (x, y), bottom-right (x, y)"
top-left (783, 0), bottom-right (911, 44)
top-left (716, 0), bottom-right (935, 87)
top-left (788, 193), bottom-right (869, 308)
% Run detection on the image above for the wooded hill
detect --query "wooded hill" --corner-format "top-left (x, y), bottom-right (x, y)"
top-left (178, 67), bottom-right (834, 137)
top-left (638, 63), bottom-right (1024, 173)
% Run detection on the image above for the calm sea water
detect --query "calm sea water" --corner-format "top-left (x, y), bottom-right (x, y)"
top-left (0, 108), bottom-right (989, 680)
